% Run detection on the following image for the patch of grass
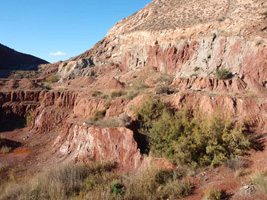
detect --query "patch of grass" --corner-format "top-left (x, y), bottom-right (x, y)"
top-left (202, 188), bottom-right (222, 200)
top-left (91, 110), bottom-right (106, 122)
top-left (122, 167), bottom-right (192, 200)
top-left (225, 157), bottom-right (246, 178)
top-left (1, 162), bottom-right (116, 200)
top-left (243, 90), bottom-right (259, 98)
top-left (215, 69), bottom-right (231, 80)
top-left (155, 83), bottom-right (170, 94)
top-left (91, 90), bottom-right (102, 97)
top-left (0, 146), bottom-right (12, 154)
top-left (125, 90), bottom-right (139, 100)
top-left (156, 73), bottom-right (174, 85)
top-left (110, 90), bottom-right (127, 98)
top-left (26, 111), bottom-right (33, 127)
top-left (92, 118), bottom-right (120, 127)
top-left (1, 162), bottom-right (193, 200)
top-left (45, 75), bottom-right (60, 83)
top-left (66, 66), bottom-right (72, 72)
top-left (250, 172), bottom-right (267, 195)
top-left (225, 157), bottom-right (244, 171)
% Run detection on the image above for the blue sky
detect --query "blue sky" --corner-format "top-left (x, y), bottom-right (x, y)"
top-left (0, 0), bottom-right (152, 63)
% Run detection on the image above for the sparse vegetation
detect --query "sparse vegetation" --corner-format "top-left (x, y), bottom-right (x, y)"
top-left (0, 162), bottom-right (192, 200)
top-left (92, 118), bottom-right (120, 127)
top-left (194, 66), bottom-right (200, 71)
top-left (91, 110), bottom-right (106, 121)
top-left (0, 146), bottom-right (12, 154)
top-left (91, 90), bottom-right (102, 97)
top-left (135, 96), bottom-right (251, 167)
top-left (215, 69), bottom-right (231, 80)
top-left (110, 90), bottom-right (127, 98)
top-left (125, 90), bottom-right (139, 100)
top-left (26, 111), bottom-right (34, 127)
top-left (155, 83), bottom-right (170, 94)
top-left (66, 66), bottom-right (72, 72)
top-left (225, 157), bottom-right (246, 178)
top-left (45, 75), bottom-right (60, 83)
top-left (202, 188), bottom-right (222, 200)
top-left (250, 171), bottom-right (267, 196)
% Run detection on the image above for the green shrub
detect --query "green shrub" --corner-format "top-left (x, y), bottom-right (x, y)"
top-left (215, 69), bottom-right (231, 80)
top-left (202, 188), bottom-right (222, 200)
top-left (136, 98), bottom-right (251, 167)
top-left (111, 182), bottom-right (125, 196)
top-left (45, 75), bottom-right (60, 83)
top-left (26, 111), bottom-right (33, 127)
top-left (135, 96), bottom-right (168, 135)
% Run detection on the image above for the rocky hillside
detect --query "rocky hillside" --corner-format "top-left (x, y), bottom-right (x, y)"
top-left (0, 43), bottom-right (48, 77)
top-left (58, 0), bottom-right (266, 86)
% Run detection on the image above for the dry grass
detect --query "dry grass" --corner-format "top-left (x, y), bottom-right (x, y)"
top-left (1, 163), bottom-right (193, 200)
top-left (0, 162), bottom-right (116, 200)
top-left (0, 146), bottom-right (12, 154)
top-left (250, 172), bottom-right (267, 196)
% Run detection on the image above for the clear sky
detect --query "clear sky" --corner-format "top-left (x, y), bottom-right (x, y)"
top-left (0, 0), bottom-right (152, 63)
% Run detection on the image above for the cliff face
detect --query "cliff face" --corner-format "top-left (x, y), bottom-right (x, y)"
top-left (58, 0), bottom-right (266, 87)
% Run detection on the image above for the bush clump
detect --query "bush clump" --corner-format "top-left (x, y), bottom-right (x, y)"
top-left (45, 75), bottom-right (60, 83)
top-left (202, 188), bottom-right (222, 200)
top-left (135, 96), bottom-right (251, 167)
top-left (215, 69), bottom-right (231, 80)
top-left (155, 83), bottom-right (170, 94)
top-left (110, 90), bottom-right (127, 98)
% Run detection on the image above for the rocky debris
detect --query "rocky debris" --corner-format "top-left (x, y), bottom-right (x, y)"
top-left (240, 185), bottom-right (256, 195)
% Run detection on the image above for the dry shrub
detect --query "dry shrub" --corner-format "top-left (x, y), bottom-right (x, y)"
top-left (0, 146), bottom-right (12, 154)
top-left (110, 90), bottom-right (127, 98)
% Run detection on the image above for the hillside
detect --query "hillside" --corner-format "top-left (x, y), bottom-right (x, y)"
top-left (0, 43), bottom-right (48, 77)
